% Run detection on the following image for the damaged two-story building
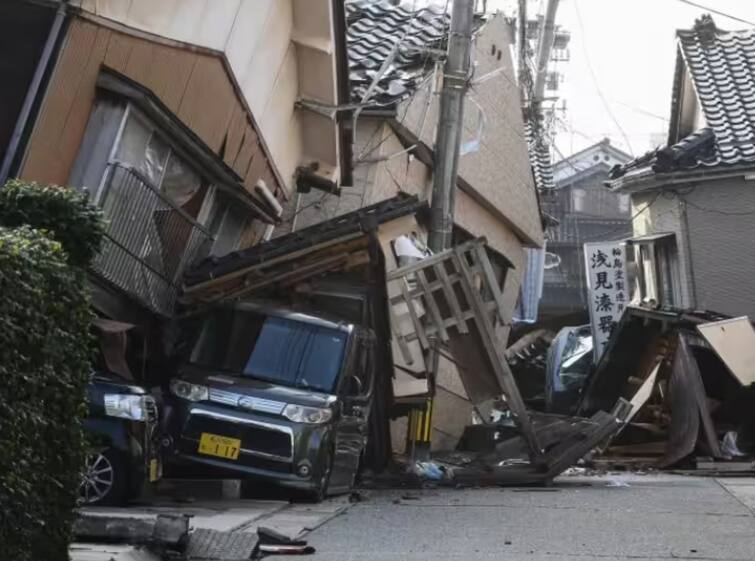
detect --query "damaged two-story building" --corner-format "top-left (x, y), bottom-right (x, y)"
top-left (608, 15), bottom-right (755, 319)
top-left (293, 1), bottom-right (545, 450)
top-left (0, 0), bottom-right (351, 377)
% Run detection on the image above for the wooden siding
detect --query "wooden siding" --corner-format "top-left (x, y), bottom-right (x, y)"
top-left (20, 17), bottom-right (282, 199)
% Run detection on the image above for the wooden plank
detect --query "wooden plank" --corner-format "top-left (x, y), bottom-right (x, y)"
top-left (434, 263), bottom-right (469, 334)
top-left (474, 244), bottom-right (508, 324)
top-left (244, 146), bottom-right (268, 191)
top-left (123, 38), bottom-right (155, 87)
top-left (223, 103), bottom-right (247, 167)
top-left (388, 298), bottom-right (415, 366)
top-left (386, 238), bottom-right (486, 280)
top-left (56, 26), bottom-right (112, 184)
top-left (177, 56), bottom-right (237, 153)
top-left (21, 19), bottom-right (99, 185)
top-left (220, 253), bottom-right (351, 303)
top-left (387, 273), bottom-right (463, 301)
top-left (103, 31), bottom-right (133, 72)
top-left (143, 44), bottom-right (197, 113)
top-left (452, 246), bottom-right (542, 460)
top-left (184, 233), bottom-right (366, 295)
top-left (400, 281), bottom-right (428, 349)
top-left (415, 269), bottom-right (449, 342)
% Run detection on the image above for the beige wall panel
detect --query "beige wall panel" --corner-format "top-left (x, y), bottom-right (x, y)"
top-left (123, 39), bottom-right (155, 87)
top-left (223, 104), bottom-right (247, 168)
top-left (177, 57), bottom-right (237, 152)
top-left (103, 31), bottom-right (133, 72)
top-left (225, 0), bottom-right (275, 88)
top-left (22, 19), bottom-right (282, 196)
top-left (259, 45), bottom-right (299, 174)
top-left (244, 150), bottom-right (268, 191)
top-left (233, 124), bottom-right (259, 178)
top-left (21, 20), bottom-right (99, 185)
top-left (55, 27), bottom-right (112, 186)
top-left (240, 0), bottom-right (293, 118)
top-left (297, 47), bottom-right (336, 105)
top-left (142, 46), bottom-right (197, 113)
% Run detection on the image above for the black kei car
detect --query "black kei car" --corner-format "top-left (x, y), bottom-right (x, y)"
top-left (80, 372), bottom-right (161, 505)
top-left (164, 302), bottom-right (375, 501)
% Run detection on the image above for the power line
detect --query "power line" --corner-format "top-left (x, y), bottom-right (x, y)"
top-left (573, 0), bottom-right (635, 156)
top-left (608, 98), bottom-right (669, 123)
top-left (678, 193), bottom-right (755, 216)
top-left (675, 0), bottom-right (755, 27)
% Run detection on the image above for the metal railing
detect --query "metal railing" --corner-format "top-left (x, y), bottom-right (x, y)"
top-left (92, 163), bottom-right (213, 316)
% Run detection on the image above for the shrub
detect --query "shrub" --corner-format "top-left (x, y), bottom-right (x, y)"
top-left (0, 182), bottom-right (103, 561)
top-left (0, 180), bottom-right (104, 267)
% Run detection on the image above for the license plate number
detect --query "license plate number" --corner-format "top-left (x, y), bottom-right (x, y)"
top-left (198, 432), bottom-right (241, 460)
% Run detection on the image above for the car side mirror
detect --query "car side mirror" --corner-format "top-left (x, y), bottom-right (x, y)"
top-left (346, 374), bottom-right (363, 397)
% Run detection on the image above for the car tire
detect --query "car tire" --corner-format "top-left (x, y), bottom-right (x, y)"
top-left (80, 448), bottom-right (129, 506)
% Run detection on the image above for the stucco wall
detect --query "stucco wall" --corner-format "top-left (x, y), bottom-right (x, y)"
top-left (71, 0), bottom-right (341, 193)
top-left (631, 191), bottom-right (694, 309)
top-left (399, 14), bottom-right (544, 248)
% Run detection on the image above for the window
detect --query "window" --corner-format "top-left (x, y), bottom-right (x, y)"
top-left (631, 236), bottom-right (681, 308)
top-left (619, 194), bottom-right (630, 213)
top-left (191, 306), bottom-right (348, 393)
top-left (70, 97), bottom-right (256, 312)
top-left (572, 188), bottom-right (586, 212)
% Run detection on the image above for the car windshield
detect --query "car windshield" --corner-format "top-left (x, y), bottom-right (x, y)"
top-left (189, 307), bottom-right (348, 393)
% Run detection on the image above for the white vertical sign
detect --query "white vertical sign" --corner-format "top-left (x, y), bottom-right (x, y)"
top-left (584, 241), bottom-right (628, 363)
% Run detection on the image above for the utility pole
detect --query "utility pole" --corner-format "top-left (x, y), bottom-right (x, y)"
top-left (532, 0), bottom-right (560, 102)
top-left (427, 0), bottom-right (475, 252)
top-left (517, 0), bottom-right (529, 104)
top-left (408, 0), bottom-right (475, 464)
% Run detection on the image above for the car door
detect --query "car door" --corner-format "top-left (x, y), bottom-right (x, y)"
top-left (329, 333), bottom-right (374, 493)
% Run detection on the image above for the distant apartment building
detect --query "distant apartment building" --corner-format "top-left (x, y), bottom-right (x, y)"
top-left (540, 139), bottom-right (632, 322)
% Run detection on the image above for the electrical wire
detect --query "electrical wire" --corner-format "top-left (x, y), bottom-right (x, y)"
top-left (554, 190), bottom-right (662, 242)
top-left (675, 0), bottom-right (755, 27)
top-left (676, 192), bottom-right (755, 216)
top-left (573, 0), bottom-right (635, 156)
top-left (607, 98), bottom-right (669, 123)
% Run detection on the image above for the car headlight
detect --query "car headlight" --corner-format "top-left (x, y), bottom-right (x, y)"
top-left (282, 404), bottom-right (332, 424)
top-left (104, 394), bottom-right (149, 421)
top-left (169, 379), bottom-right (209, 402)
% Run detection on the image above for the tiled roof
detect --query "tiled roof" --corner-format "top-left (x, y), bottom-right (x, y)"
top-left (610, 127), bottom-right (717, 179)
top-left (525, 122), bottom-right (555, 191)
top-left (347, 0), bottom-right (448, 105)
top-left (612, 16), bottom-right (755, 180)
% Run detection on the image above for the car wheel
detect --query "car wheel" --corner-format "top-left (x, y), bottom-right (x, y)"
top-left (80, 448), bottom-right (128, 506)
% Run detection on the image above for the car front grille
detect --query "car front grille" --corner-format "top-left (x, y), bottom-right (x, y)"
top-left (184, 410), bottom-right (293, 462)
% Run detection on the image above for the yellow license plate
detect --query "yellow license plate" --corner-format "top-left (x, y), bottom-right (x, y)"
top-left (149, 459), bottom-right (160, 483)
top-left (198, 432), bottom-right (241, 460)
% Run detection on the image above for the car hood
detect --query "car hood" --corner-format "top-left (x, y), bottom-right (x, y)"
top-left (91, 372), bottom-right (147, 395)
top-left (177, 365), bottom-right (337, 408)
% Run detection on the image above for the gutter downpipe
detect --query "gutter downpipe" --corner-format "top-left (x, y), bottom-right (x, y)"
top-left (0, 0), bottom-right (69, 187)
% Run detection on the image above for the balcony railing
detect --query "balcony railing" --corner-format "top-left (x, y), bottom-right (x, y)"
top-left (91, 163), bottom-right (213, 316)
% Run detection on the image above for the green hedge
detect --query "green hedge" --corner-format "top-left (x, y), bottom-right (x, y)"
top-left (0, 180), bottom-right (104, 267)
top-left (0, 182), bottom-right (103, 561)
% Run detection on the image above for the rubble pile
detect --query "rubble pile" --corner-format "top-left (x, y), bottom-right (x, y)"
top-left (577, 307), bottom-right (755, 472)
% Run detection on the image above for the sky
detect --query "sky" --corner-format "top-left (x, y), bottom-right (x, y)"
top-left (488, 0), bottom-right (755, 159)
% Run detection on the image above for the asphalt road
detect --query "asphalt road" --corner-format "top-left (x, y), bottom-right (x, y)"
top-left (305, 474), bottom-right (755, 561)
